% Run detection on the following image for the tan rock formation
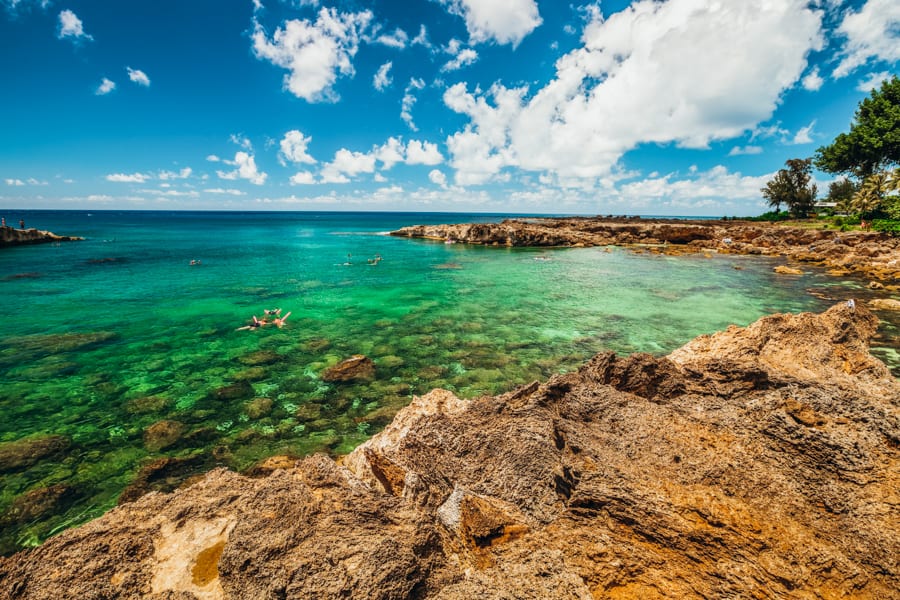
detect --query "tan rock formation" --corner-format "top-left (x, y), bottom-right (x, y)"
top-left (0, 226), bottom-right (82, 247)
top-left (868, 298), bottom-right (900, 311)
top-left (774, 265), bottom-right (804, 274)
top-left (1, 304), bottom-right (898, 599)
top-left (391, 218), bottom-right (900, 282)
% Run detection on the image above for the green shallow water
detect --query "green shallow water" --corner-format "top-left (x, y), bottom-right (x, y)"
top-left (0, 210), bottom-right (897, 554)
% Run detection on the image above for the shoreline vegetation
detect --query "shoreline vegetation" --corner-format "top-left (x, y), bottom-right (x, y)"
top-left (1, 301), bottom-right (897, 598)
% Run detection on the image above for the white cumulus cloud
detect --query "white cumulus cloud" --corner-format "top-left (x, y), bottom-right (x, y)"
top-left (791, 121), bottom-right (816, 145)
top-left (321, 148), bottom-right (376, 182)
top-left (443, 0), bottom-right (823, 186)
top-left (204, 188), bottom-right (246, 195)
top-left (375, 137), bottom-right (405, 170)
top-left (429, 169), bottom-right (448, 188)
top-left (374, 27), bottom-right (408, 49)
top-left (832, 0), bottom-right (900, 79)
top-left (406, 140), bottom-right (443, 165)
top-left (58, 9), bottom-right (91, 40)
top-left (252, 7), bottom-right (373, 102)
top-left (801, 67), bottom-right (824, 91)
top-left (441, 0), bottom-right (542, 47)
top-left (856, 71), bottom-right (889, 92)
top-left (106, 172), bottom-right (149, 183)
top-left (401, 78), bottom-right (426, 131)
top-left (442, 40), bottom-right (478, 72)
top-left (217, 152), bottom-right (267, 185)
top-left (290, 171), bottom-right (316, 185)
top-left (127, 67), bottom-right (151, 86)
top-left (279, 130), bottom-right (316, 165)
top-left (728, 145), bottom-right (763, 156)
top-left (158, 167), bottom-right (192, 180)
top-left (96, 78), bottom-right (116, 95)
top-left (373, 61), bottom-right (392, 91)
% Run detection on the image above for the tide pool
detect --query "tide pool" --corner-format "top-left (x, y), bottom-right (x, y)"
top-left (0, 210), bottom-right (896, 554)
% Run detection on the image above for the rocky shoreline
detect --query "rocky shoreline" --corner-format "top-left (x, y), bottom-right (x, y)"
top-left (0, 225), bottom-right (82, 248)
top-left (391, 217), bottom-right (900, 286)
top-left (1, 302), bottom-right (898, 598)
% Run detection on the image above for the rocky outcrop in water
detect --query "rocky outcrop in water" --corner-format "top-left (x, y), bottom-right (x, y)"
top-left (0, 226), bottom-right (82, 247)
top-left (391, 218), bottom-right (900, 284)
top-left (0, 303), bottom-right (898, 599)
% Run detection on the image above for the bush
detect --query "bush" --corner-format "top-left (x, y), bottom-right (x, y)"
top-left (871, 219), bottom-right (900, 236)
top-left (747, 211), bottom-right (790, 222)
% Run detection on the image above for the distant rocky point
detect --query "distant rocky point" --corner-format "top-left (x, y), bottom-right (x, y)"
top-left (0, 225), bottom-right (83, 248)
top-left (391, 217), bottom-right (900, 284)
top-left (1, 303), bottom-right (897, 598)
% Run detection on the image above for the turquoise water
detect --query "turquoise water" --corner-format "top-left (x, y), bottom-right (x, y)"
top-left (0, 210), bottom-right (897, 554)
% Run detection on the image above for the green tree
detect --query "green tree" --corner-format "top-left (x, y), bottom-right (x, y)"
top-left (825, 177), bottom-right (858, 205)
top-left (761, 158), bottom-right (818, 217)
top-left (815, 75), bottom-right (900, 178)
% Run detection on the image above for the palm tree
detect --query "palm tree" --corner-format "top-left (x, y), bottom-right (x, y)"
top-left (835, 196), bottom-right (854, 216)
top-left (852, 170), bottom-right (897, 218)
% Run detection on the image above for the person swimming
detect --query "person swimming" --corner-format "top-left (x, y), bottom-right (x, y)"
top-left (272, 311), bottom-right (291, 328)
top-left (237, 311), bottom-right (291, 331)
top-left (236, 315), bottom-right (269, 331)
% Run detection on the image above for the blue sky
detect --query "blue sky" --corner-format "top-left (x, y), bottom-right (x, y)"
top-left (1, 0), bottom-right (897, 215)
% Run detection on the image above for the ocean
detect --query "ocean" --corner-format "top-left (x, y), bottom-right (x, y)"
top-left (0, 210), bottom-right (896, 554)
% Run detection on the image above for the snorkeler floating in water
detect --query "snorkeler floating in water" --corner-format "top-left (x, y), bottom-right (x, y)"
top-left (272, 312), bottom-right (291, 328)
top-left (236, 311), bottom-right (291, 331)
top-left (236, 315), bottom-right (267, 331)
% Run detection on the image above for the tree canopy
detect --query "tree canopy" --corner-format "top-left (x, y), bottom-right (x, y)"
top-left (761, 158), bottom-right (818, 217)
top-left (814, 76), bottom-right (900, 178)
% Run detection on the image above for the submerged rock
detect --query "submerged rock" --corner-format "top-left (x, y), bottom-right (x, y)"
top-left (124, 395), bottom-right (171, 415)
top-left (321, 354), bottom-right (376, 383)
top-left (238, 350), bottom-right (282, 366)
top-left (142, 420), bottom-right (185, 452)
top-left (0, 435), bottom-right (70, 474)
top-left (243, 397), bottom-right (273, 419)
top-left (212, 381), bottom-right (254, 401)
top-left (0, 484), bottom-right (79, 526)
top-left (1, 304), bottom-right (898, 598)
top-left (773, 264), bottom-right (804, 275)
top-left (118, 455), bottom-right (211, 504)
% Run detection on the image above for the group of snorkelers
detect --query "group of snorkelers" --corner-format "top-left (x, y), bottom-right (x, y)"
top-left (237, 308), bottom-right (291, 331)
top-left (343, 253), bottom-right (383, 266)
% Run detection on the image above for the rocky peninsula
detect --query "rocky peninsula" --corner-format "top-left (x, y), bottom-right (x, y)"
top-left (391, 217), bottom-right (900, 285)
top-left (0, 225), bottom-right (82, 248)
top-left (1, 302), bottom-right (898, 599)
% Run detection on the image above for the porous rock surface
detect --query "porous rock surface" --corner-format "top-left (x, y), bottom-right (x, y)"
top-left (1, 303), bottom-right (898, 599)
top-left (0, 226), bottom-right (82, 247)
top-left (391, 217), bottom-right (900, 283)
